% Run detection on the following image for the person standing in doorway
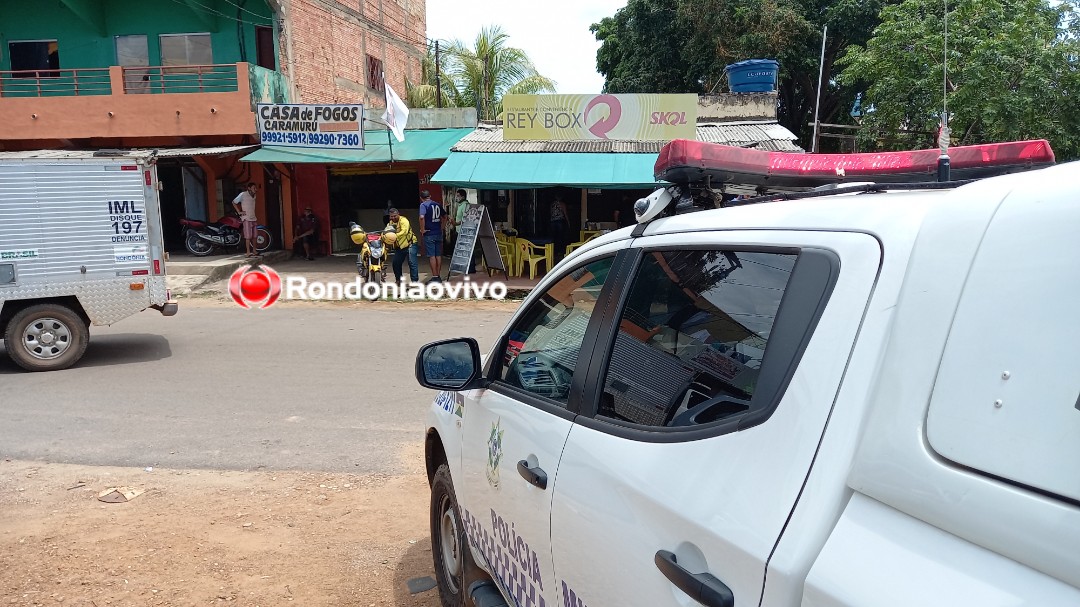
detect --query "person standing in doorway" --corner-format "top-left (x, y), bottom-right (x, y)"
top-left (418, 190), bottom-right (445, 282)
top-left (550, 194), bottom-right (570, 263)
top-left (387, 207), bottom-right (419, 283)
top-left (292, 206), bottom-right (319, 260)
top-left (231, 182), bottom-right (259, 258)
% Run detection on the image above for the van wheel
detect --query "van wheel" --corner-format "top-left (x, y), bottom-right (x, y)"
top-left (4, 304), bottom-right (89, 371)
top-left (431, 464), bottom-right (467, 607)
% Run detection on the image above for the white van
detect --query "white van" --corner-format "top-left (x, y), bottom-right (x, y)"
top-left (0, 151), bottom-right (176, 371)
top-left (416, 161), bottom-right (1080, 606)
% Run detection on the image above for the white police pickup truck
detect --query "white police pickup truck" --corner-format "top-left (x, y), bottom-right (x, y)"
top-left (415, 161), bottom-right (1080, 607)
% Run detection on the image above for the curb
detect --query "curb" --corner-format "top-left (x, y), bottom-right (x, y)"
top-left (178, 250), bottom-right (290, 294)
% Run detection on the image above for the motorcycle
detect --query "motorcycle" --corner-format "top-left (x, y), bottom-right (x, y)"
top-left (349, 222), bottom-right (389, 284)
top-left (180, 215), bottom-right (272, 256)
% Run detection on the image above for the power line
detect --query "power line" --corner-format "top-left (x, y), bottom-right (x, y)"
top-left (164, 0), bottom-right (271, 26)
top-left (220, 0), bottom-right (272, 20)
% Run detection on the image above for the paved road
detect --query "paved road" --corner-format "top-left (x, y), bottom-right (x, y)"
top-left (0, 301), bottom-right (514, 474)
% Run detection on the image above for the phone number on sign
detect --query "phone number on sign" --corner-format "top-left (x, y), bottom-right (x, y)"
top-left (260, 131), bottom-right (362, 147)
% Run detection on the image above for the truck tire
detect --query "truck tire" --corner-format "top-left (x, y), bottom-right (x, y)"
top-left (431, 464), bottom-right (467, 607)
top-left (4, 304), bottom-right (89, 372)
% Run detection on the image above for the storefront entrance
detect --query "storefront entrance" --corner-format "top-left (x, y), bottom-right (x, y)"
top-left (328, 170), bottom-right (420, 252)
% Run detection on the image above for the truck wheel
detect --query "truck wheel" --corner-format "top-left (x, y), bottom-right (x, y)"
top-left (431, 464), bottom-right (467, 607)
top-left (4, 304), bottom-right (89, 372)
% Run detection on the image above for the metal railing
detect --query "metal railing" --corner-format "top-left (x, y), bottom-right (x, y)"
top-left (0, 68), bottom-right (112, 97)
top-left (122, 64), bottom-right (239, 95)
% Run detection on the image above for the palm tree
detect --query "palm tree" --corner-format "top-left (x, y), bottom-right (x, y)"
top-left (441, 25), bottom-right (557, 120)
top-left (405, 44), bottom-right (464, 109)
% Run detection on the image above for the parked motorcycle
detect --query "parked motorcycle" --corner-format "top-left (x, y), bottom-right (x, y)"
top-left (349, 222), bottom-right (389, 284)
top-left (180, 215), bottom-right (272, 256)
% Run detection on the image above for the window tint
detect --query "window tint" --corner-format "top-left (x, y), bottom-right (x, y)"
top-left (599, 249), bottom-right (796, 428)
top-left (500, 257), bottom-right (614, 406)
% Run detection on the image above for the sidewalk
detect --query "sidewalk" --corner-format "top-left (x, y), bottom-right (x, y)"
top-left (167, 252), bottom-right (543, 296)
top-left (165, 250), bottom-right (290, 295)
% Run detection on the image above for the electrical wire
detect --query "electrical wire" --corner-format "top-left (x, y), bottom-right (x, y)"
top-left (220, 0), bottom-right (271, 20)
top-left (164, 0), bottom-right (271, 25)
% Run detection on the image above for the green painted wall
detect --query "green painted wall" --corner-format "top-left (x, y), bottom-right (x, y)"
top-left (0, 0), bottom-right (277, 72)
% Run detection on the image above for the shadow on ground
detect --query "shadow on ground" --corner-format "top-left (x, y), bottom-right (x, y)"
top-left (394, 536), bottom-right (442, 606)
top-left (0, 333), bottom-right (172, 373)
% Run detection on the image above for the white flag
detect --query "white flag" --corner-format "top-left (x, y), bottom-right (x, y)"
top-left (382, 83), bottom-right (409, 143)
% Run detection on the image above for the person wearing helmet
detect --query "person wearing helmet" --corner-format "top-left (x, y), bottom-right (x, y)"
top-left (386, 207), bottom-right (418, 282)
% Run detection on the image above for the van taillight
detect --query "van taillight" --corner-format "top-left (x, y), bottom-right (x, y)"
top-left (145, 170), bottom-right (152, 186)
top-left (153, 259), bottom-right (162, 274)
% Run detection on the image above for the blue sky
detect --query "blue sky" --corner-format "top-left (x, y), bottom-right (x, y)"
top-left (426, 0), bottom-right (629, 94)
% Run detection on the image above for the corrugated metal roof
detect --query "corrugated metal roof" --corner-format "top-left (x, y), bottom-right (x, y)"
top-left (450, 122), bottom-right (803, 153)
top-left (0, 145), bottom-right (257, 160)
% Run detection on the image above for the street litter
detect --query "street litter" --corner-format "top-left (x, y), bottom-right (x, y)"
top-left (97, 487), bottom-right (145, 503)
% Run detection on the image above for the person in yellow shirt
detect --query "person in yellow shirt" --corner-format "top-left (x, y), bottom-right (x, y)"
top-left (386, 207), bottom-right (419, 282)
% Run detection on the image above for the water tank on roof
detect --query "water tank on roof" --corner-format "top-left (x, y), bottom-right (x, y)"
top-left (725, 59), bottom-right (779, 93)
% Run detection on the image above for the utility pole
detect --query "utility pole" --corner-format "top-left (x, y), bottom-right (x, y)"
top-left (434, 40), bottom-right (442, 108)
top-left (812, 25), bottom-right (827, 153)
top-left (938, 0), bottom-right (951, 181)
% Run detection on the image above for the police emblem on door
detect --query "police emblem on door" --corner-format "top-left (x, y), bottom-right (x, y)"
top-left (486, 418), bottom-right (504, 489)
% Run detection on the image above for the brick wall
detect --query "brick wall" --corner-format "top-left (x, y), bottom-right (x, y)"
top-left (283, 0), bottom-right (425, 109)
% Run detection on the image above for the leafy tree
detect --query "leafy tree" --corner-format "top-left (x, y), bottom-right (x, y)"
top-left (591, 0), bottom-right (698, 93)
top-left (592, 0), bottom-right (896, 145)
top-left (840, 0), bottom-right (1080, 159)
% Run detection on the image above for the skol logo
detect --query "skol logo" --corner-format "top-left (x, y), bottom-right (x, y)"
top-left (228, 265), bottom-right (282, 309)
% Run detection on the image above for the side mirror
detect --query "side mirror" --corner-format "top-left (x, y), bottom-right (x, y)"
top-left (415, 337), bottom-right (486, 391)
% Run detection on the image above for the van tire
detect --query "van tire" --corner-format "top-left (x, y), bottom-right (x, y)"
top-left (4, 304), bottom-right (89, 372)
top-left (431, 464), bottom-right (467, 607)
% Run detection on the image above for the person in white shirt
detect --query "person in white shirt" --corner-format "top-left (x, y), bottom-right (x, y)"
top-left (231, 182), bottom-right (259, 257)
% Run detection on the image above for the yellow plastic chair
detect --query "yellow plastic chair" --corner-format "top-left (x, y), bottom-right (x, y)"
top-left (565, 232), bottom-right (599, 257)
top-left (495, 237), bottom-right (516, 277)
top-left (495, 234), bottom-right (516, 276)
top-left (517, 238), bottom-right (549, 280)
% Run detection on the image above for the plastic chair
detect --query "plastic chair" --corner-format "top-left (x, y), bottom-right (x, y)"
top-left (495, 238), bottom-right (516, 277)
top-left (517, 238), bottom-right (549, 279)
top-left (496, 234), bottom-right (517, 276)
top-left (565, 232), bottom-right (599, 257)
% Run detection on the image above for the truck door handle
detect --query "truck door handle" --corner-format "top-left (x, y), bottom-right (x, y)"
top-left (654, 550), bottom-right (734, 607)
top-left (516, 460), bottom-right (548, 489)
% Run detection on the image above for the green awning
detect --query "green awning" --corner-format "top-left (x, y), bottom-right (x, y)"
top-left (239, 128), bottom-right (475, 163)
top-left (431, 152), bottom-right (664, 189)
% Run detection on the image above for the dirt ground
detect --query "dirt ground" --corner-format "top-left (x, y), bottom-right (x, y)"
top-left (0, 293), bottom-right (519, 606)
top-left (0, 443), bottom-right (443, 607)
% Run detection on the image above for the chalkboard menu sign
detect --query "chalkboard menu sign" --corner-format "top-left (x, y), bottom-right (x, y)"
top-left (448, 204), bottom-right (506, 278)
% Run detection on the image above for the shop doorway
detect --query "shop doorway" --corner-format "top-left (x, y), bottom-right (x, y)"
top-left (328, 171), bottom-right (419, 252)
top-left (261, 165), bottom-right (283, 249)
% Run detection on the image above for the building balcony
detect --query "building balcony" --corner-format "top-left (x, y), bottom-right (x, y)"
top-left (0, 62), bottom-right (289, 145)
